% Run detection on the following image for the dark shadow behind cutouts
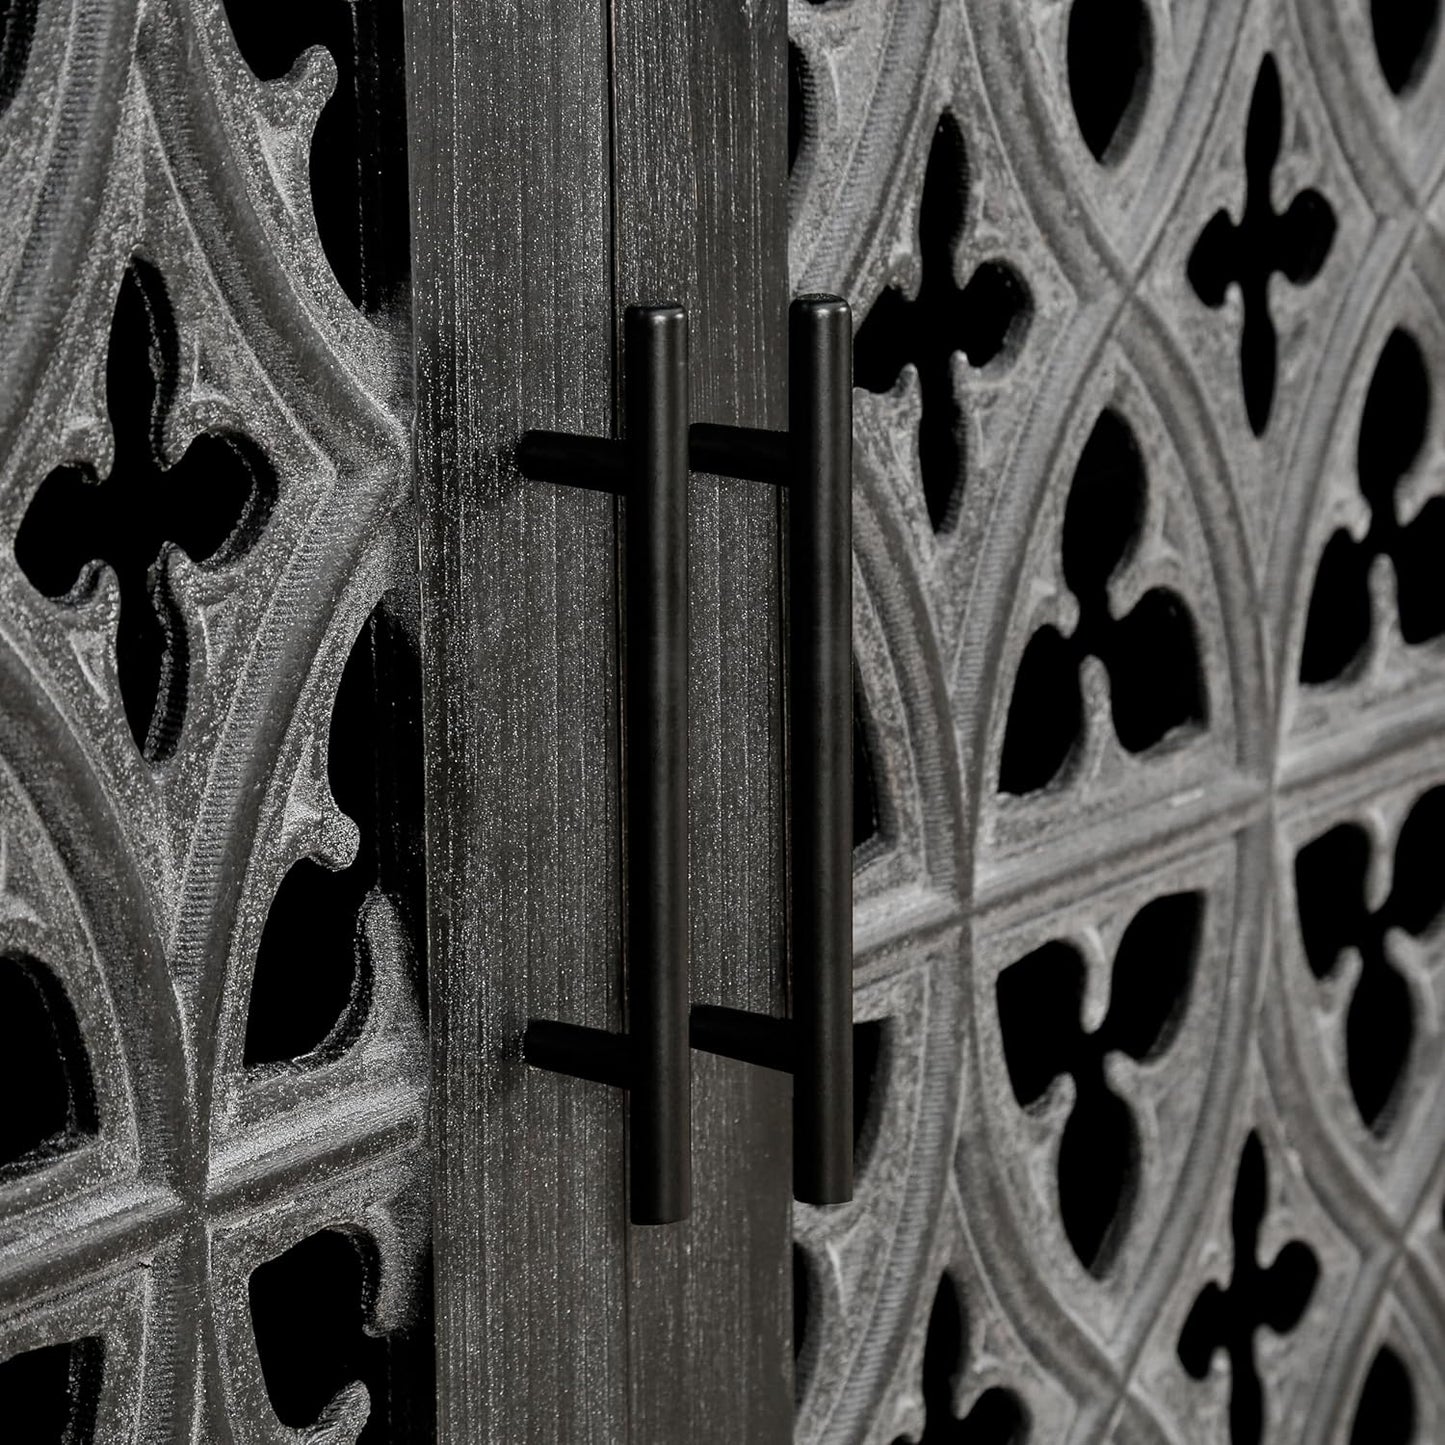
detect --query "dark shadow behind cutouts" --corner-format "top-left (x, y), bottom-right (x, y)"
top-left (1301, 327), bottom-right (1443, 685)
top-left (221, 0), bottom-right (410, 315)
top-left (1177, 1133), bottom-right (1319, 1445)
top-left (999, 410), bottom-right (1205, 797)
top-left (245, 601), bottom-right (425, 1067)
top-left (1186, 55), bottom-right (1336, 437)
top-left (854, 113), bottom-right (1031, 532)
top-left (14, 259), bottom-right (276, 763)
top-left (0, 0), bottom-right (38, 114)
top-left (1371, 0), bottom-right (1442, 95)
top-left (249, 1228), bottom-right (433, 1442)
top-left (895, 1275), bottom-right (1027, 1443)
top-left (1067, 0), bottom-right (1153, 163)
top-left (1293, 788), bottom-right (1445, 1135)
top-left (997, 893), bottom-right (1200, 1276)
top-left (0, 1337), bottom-right (103, 1444)
top-left (0, 955), bottom-right (99, 1175)
top-left (1349, 1345), bottom-right (1416, 1445)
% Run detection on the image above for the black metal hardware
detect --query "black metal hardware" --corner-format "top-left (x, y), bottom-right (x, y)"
top-left (519, 303), bottom-right (692, 1226)
top-left (517, 294), bottom-right (853, 1217)
top-left (689, 294), bottom-right (855, 1206)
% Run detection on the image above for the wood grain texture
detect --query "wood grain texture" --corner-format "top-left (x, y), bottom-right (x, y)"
top-left (610, 0), bottom-right (794, 1437)
top-left (405, 2), bottom-right (629, 1438)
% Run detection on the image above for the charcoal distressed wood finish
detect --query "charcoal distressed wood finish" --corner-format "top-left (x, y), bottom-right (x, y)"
top-left (408, 0), bottom-right (791, 1436)
top-left (611, 0), bottom-right (793, 1434)
top-left (405, 1), bottom-right (627, 1438)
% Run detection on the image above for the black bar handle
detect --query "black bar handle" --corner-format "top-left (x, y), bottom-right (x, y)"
top-left (625, 305), bottom-right (691, 1224)
top-left (686, 295), bottom-right (855, 1207)
top-left (788, 295), bottom-right (853, 1205)
top-left (520, 303), bottom-right (692, 1226)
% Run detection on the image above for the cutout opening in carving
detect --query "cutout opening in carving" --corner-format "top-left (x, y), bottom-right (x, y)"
top-left (997, 893), bottom-right (1200, 1276)
top-left (1178, 1133), bottom-right (1319, 1445)
top-left (852, 1018), bottom-right (886, 1175)
top-left (896, 1275), bottom-right (1026, 1444)
top-left (14, 259), bottom-right (276, 763)
top-left (0, 955), bottom-right (99, 1175)
top-left (245, 600), bottom-right (426, 1067)
top-left (793, 1242), bottom-right (813, 1381)
top-left (1187, 55), bottom-right (1336, 437)
top-left (1067, 0), bottom-right (1153, 163)
top-left (853, 678), bottom-right (881, 852)
top-left (0, 1337), bottom-right (103, 1443)
top-left (1372, 0), bottom-right (1442, 95)
top-left (1299, 530), bottom-right (1374, 685)
top-left (854, 113), bottom-right (1031, 531)
top-left (1293, 791), bottom-right (1444, 1134)
top-left (1059, 409), bottom-right (1147, 597)
top-left (221, 0), bottom-right (410, 314)
top-left (251, 1229), bottom-right (389, 1435)
top-left (999, 410), bottom-right (1205, 797)
top-left (0, 0), bottom-right (38, 114)
top-left (788, 40), bottom-right (808, 177)
top-left (1302, 327), bottom-right (1444, 684)
top-left (1350, 1345), bottom-right (1416, 1445)
top-left (998, 626), bottom-right (1082, 797)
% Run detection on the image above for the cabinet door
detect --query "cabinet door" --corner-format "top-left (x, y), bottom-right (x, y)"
top-left (789, 3), bottom-right (1445, 1443)
top-left (0, 0), bottom-right (433, 1440)
top-left (408, 0), bottom-right (795, 1438)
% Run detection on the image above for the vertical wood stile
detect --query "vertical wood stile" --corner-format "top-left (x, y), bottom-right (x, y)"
top-left (405, 1), bottom-right (629, 1437)
top-left (610, 0), bottom-right (794, 1436)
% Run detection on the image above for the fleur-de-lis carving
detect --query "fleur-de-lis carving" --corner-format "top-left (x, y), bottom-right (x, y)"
top-left (1293, 786), bottom-right (1445, 1132)
top-left (1300, 328), bottom-right (1445, 684)
top-left (999, 410), bottom-right (1205, 797)
top-left (1177, 1133), bottom-right (1319, 1445)
top-left (996, 892), bottom-right (1201, 1274)
top-left (1187, 55), bottom-right (1336, 437)
top-left (854, 113), bottom-right (1031, 531)
top-left (14, 259), bottom-right (276, 763)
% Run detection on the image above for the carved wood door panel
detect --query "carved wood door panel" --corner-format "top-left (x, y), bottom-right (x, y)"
top-left (1, 0), bottom-right (799, 1440)
top-left (788, 1), bottom-right (1445, 1443)
top-left (4, 0), bottom-right (1445, 1441)
top-left (0, 0), bottom-right (433, 1439)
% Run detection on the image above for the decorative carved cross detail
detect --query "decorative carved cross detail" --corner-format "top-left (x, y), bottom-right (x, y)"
top-left (14, 259), bottom-right (275, 762)
top-left (1187, 54), bottom-right (1336, 437)
top-left (999, 409), bottom-right (1205, 797)
top-left (1301, 327), bottom-right (1445, 683)
top-left (996, 892), bottom-right (1201, 1274)
top-left (853, 112), bottom-right (1031, 531)
top-left (1293, 786), bottom-right (1445, 1133)
top-left (1178, 1133), bottom-right (1319, 1445)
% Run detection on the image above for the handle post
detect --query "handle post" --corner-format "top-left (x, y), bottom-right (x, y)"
top-left (788, 295), bottom-right (853, 1205)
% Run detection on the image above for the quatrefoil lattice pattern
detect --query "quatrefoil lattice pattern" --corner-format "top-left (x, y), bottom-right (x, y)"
top-left (0, 0), bottom-right (427, 1438)
top-left (791, 0), bottom-right (1445, 1440)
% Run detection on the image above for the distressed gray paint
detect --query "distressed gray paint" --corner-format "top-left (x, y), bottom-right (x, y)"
top-left (0, 0), bottom-right (427, 1441)
top-left (792, 0), bottom-right (1445, 1441)
top-left (3, 0), bottom-right (1445, 1440)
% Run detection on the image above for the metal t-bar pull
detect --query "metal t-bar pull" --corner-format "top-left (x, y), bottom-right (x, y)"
top-left (518, 304), bottom-right (691, 1226)
top-left (690, 294), bottom-right (855, 1206)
